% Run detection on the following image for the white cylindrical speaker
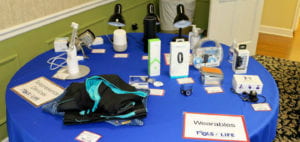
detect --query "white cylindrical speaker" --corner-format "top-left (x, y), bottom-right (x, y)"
top-left (113, 29), bottom-right (127, 52)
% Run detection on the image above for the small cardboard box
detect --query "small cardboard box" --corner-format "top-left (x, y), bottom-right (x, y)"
top-left (232, 75), bottom-right (263, 94)
top-left (200, 67), bottom-right (224, 85)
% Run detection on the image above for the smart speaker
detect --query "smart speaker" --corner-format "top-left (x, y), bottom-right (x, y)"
top-left (113, 29), bottom-right (127, 52)
top-left (143, 16), bottom-right (156, 53)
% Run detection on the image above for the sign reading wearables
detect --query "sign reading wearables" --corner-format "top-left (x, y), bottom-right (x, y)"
top-left (183, 112), bottom-right (249, 142)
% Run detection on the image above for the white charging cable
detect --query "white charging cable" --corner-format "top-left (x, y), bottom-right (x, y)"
top-left (47, 52), bottom-right (67, 70)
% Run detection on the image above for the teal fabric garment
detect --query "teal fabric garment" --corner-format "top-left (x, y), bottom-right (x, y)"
top-left (85, 75), bottom-right (147, 113)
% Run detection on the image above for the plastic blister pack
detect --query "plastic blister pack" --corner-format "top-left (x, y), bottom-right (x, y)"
top-left (192, 38), bottom-right (223, 69)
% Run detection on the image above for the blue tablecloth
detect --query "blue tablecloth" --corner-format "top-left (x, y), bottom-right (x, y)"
top-left (6, 33), bottom-right (279, 142)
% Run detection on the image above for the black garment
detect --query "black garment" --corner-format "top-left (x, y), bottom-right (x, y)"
top-left (57, 74), bottom-right (148, 124)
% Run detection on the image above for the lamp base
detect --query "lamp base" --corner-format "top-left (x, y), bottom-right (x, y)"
top-left (172, 36), bottom-right (188, 42)
top-left (58, 65), bottom-right (90, 80)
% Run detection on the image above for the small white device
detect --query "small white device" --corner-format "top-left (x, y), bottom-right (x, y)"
top-left (67, 22), bottom-right (80, 75)
top-left (113, 29), bottom-right (127, 52)
top-left (232, 75), bottom-right (263, 94)
top-left (232, 42), bottom-right (249, 74)
top-left (170, 39), bottom-right (190, 78)
top-left (148, 38), bottom-right (161, 76)
top-left (188, 25), bottom-right (201, 49)
top-left (56, 22), bottom-right (90, 80)
top-left (54, 37), bottom-right (69, 52)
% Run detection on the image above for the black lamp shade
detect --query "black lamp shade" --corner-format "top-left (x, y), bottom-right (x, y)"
top-left (147, 3), bottom-right (160, 25)
top-left (108, 4), bottom-right (125, 27)
top-left (173, 4), bottom-right (191, 28)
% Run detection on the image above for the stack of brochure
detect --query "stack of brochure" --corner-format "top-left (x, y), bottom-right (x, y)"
top-left (200, 67), bottom-right (224, 85)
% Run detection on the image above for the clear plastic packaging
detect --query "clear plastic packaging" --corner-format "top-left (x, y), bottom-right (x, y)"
top-left (192, 38), bottom-right (223, 69)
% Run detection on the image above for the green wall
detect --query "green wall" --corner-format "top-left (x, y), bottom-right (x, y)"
top-left (193, 0), bottom-right (210, 31)
top-left (0, 0), bottom-right (209, 140)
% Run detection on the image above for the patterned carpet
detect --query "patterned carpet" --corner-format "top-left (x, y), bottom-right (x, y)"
top-left (253, 55), bottom-right (300, 142)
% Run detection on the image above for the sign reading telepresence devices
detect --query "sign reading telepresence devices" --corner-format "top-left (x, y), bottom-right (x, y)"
top-left (11, 77), bottom-right (64, 107)
top-left (183, 112), bottom-right (249, 142)
top-left (170, 40), bottom-right (190, 78)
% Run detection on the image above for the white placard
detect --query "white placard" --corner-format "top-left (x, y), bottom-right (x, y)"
top-left (164, 53), bottom-right (170, 65)
top-left (92, 49), bottom-right (106, 53)
top-left (11, 77), bottom-right (64, 107)
top-left (114, 53), bottom-right (128, 58)
top-left (204, 86), bottom-right (224, 94)
top-left (183, 112), bottom-right (249, 142)
top-left (75, 131), bottom-right (102, 142)
top-left (52, 68), bottom-right (69, 80)
top-left (176, 77), bottom-right (195, 84)
top-left (251, 103), bottom-right (272, 111)
top-left (149, 89), bottom-right (165, 96)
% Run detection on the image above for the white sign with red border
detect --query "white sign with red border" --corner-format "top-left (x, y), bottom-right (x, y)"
top-left (183, 112), bottom-right (249, 142)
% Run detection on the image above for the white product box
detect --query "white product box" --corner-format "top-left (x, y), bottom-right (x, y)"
top-left (232, 47), bottom-right (249, 74)
top-left (170, 40), bottom-right (190, 78)
top-left (232, 75), bottom-right (263, 94)
top-left (54, 37), bottom-right (69, 52)
top-left (148, 38), bottom-right (161, 76)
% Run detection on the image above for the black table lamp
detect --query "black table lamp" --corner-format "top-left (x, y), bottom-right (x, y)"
top-left (147, 3), bottom-right (160, 25)
top-left (173, 4), bottom-right (191, 41)
top-left (108, 4), bottom-right (125, 28)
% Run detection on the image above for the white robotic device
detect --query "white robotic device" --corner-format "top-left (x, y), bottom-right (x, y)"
top-left (57, 22), bottom-right (90, 79)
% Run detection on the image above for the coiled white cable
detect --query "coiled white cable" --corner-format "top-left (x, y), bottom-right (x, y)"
top-left (47, 52), bottom-right (67, 70)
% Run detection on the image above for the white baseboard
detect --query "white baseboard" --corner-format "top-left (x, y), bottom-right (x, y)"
top-left (0, 0), bottom-right (116, 42)
top-left (1, 137), bottom-right (8, 142)
top-left (259, 25), bottom-right (293, 38)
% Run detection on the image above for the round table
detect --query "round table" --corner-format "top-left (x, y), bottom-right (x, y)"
top-left (6, 33), bottom-right (279, 142)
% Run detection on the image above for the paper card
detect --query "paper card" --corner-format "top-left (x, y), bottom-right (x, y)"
top-left (164, 53), bottom-right (193, 66)
top-left (75, 131), bottom-right (102, 142)
top-left (92, 49), bottom-right (106, 53)
top-left (142, 55), bottom-right (148, 60)
top-left (114, 53), bottom-right (128, 58)
top-left (177, 77), bottom-right (195, 84)
top-left (129, 76), bottom-right (149, 89)
top-left (204, 86), bottom-right (224, 94)
top-left (52, 68), bottom-right (69, 80)
top-left (251, 103), bottom-right (272, 111)
top-left (10, 77), bottom-right (64, 107)
top-left (149, 89), bottom-right (165, 96)
top-left (183, 112), bottom-right (249, 142)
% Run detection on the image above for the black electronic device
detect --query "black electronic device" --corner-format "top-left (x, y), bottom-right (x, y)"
top-left (231, 88), bottom-right (264, 103)
top-left (143, 3), bottom-right (159, 53)
top-left (248, 91), bottom-right (258, 102)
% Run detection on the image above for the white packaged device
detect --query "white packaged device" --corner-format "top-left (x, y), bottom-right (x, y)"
top-left (170, 39), bottom-right (190, 78)
top-left (148, 38), bottom-right (161, 76)
top-left (232, 44), bottom-right (249, 74)
top-left (54, 37), bottom-right (69, 52)
top-left (232, 75), bottom-right (263, 94)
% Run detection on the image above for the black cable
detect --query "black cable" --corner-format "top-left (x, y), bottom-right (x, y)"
top-left (256, 95), bottom-right (267, 103)
top-left (230, 88), bottom-right (267, 103)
